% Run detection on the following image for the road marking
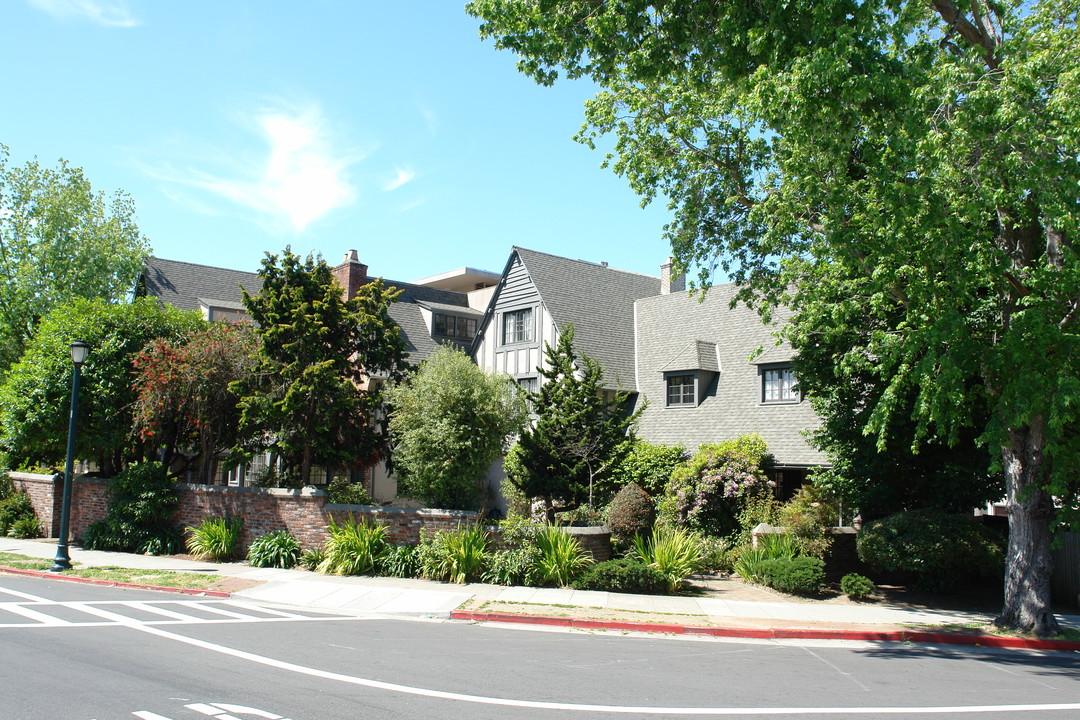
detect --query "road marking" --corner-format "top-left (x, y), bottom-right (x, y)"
top-left (0, 596), bottom-right (360, 629)
top-left (117, 619), bottom-right (1080, 716)
top-left (134, 702), bottom-right (292, 720)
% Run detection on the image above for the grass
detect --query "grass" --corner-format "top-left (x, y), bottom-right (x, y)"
top-left (0, 552), bottom-right (233, 591)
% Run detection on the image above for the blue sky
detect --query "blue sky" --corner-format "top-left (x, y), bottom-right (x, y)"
top-left (0, 0), bottom-right (675, 283)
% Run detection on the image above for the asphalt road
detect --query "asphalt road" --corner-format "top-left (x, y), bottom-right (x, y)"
top-left (3, 574), bottom-right (1080, 720)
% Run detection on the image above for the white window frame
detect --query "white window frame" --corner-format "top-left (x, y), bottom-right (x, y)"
top-left (761, 365), bottom-right (799, 403)
top-left (502, 307), bottom-right (534, 345)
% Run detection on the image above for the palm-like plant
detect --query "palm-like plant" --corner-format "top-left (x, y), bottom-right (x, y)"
top-left (439, 524), bottom-right (489, 584)
top-left (317, 517), bottom-right (389, 575)
top-left (185, 516), bottom-right (243, 561)
top-left (633, 526), bottom-right (702, 593)
top-left (535, 524), bottom-right (591, 586)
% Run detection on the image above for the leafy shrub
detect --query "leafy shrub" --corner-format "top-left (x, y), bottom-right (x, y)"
top-left (857, 508), bottom-right (1004, 590)
top-left (759, 556), bottom-right (826, 595)
top-left (379, 544), bottom-right (422, 578)
top-left (841, 573), bottom-right (875, 599)
top-left (571, 558), bottom-right (667, 594)
top-left (415, 528), bottom-right (454, 581)
top-left (535, 525), bottom-right (591, 586)
top-left (247, 530), bottom-right (303, 568)
top-left (608, 440), bottom-right (687, 497)
top-left (82, 461), bottom-right (179, 552)
top-left (317, 517), bottom-right (389, 575)
top-left (137, 526), bottom-right (184, 556)
top-left (776, 482), bottom-right (839, 558)
top-left (0, 491), bottom-right (36, 536)
top-left (732, 534), bottom-right (803, 583)
top-left (632, 526), bottom-right (701, 593)
top-left (326, 477), bottom-right (374, 505)
top-left (440, 525), bottom-right (489, 584)
top-left (185, 516), bottom-right (243, 562)
top-left (659, 434), bottom-right (775, 536)
top-left (607, 483), bottom-right (656, 546)
top-left (696, 535), bottom-right (736, 574)
top-left (483, 546), bottom-right (543, 586)
top-left (10, 514), bottom-right (43, 539)
top-left (300, 547), bottom-right (326, 571)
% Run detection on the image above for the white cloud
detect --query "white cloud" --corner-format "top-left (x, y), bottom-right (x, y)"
top-left (383, 167), bottom-right (415, 192)
top-left (416, 97), bottom-right (437, 134)
top-left (28, 0), bottom-right (140, 27)
top-left (148, 102), bottom-right (361, 232)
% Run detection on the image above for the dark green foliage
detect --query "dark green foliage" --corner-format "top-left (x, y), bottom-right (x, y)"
top-left (10, 514), bottom-right (43, 539)
top-left (571, 558), bottom-right (667, 595)
top-left (857, 509), bottom-right (1005, 590)
top-left (504, 324), bottom-right (642, 522)
top-left (246, 530), bottom-right (303, 569)
top-left (378, 544), bottom-right (422, 578)
top-left (841, 573), bottom-right (875, 600)
top-left (0, 491), bottom-right (36, 537)
top-left (608, 440), bottom-right (686, 497)
top-left (81, 461), bottom-right (180, 553)
top-left (300, 548), bottom-right (326, 571)
top-left (758, 556), bottom-right (826, 596)
top-left (185, 516), bottom-right (243, 562)
top-left (482, 546), bottom-right (543, 586)
top-left (326, 477), bottom-right (374, 505)
top-left (0, 299), bottom-right (204, 475)
top-left (136, 527), bottom-right (184, 556)
top-left (232, 248), bottom-right (410, 486)
top-left (606, 483), bottom-right (655, 545)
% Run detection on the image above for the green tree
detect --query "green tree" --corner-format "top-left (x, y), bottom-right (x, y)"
top-left (132, 322), bottom-right (260, 483)
top-left (0, 144), bottom-right (149, 374)
top-left (0, 298), bottom-right (204, 474)
top-left (469, 0), bottom-right (1080, 635)
top-left (386, 344), bottom-right (527, 510)
top-left (505, 324), bottom-right (642, 522)
top-left (233, 249), bottom-right (410, 486)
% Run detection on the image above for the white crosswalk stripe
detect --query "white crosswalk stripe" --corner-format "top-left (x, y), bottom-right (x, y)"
top-left (0, 596), bottom-right (356, 629)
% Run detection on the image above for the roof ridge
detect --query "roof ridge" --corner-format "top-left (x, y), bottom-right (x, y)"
top-left (147, 256), bottom-right (259, 276)
top-left (512, 245), bottom-right (660, 280)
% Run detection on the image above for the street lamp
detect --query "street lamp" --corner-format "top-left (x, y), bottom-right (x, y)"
top-left (50, 340), bottom-right (89, 573)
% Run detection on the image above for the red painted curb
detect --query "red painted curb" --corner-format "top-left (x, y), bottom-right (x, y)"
top-left (449, 610), bottom-right (1080, 651)
top-left (0, 565), bottom-right (233, 598)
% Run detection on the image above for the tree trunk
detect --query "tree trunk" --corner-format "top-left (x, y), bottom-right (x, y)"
top-left (994, 419), bottom-right (1061, 636)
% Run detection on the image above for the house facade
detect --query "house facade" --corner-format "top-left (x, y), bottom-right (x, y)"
top-left (141, 246), bottom-right (825, 505)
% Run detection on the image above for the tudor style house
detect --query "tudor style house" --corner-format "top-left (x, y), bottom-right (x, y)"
top-left (140, 245), bottom-right (824, 505)
top-left (470, 247), bottom-right (825, 502)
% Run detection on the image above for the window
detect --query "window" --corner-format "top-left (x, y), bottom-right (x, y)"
top-left (517, 376), bottom-right (539, 394)
top-left (762, 366), bottom-right (798, 403)
top-left (666, 374), bottom-right (696, 406)
top-left (502, 308), bottom-right (533, 344)
top-left (433, 313), bottom-right (476, 341)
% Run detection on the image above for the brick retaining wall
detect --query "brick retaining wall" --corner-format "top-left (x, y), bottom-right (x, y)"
top-left (8, 471), bottom-right (478, 552)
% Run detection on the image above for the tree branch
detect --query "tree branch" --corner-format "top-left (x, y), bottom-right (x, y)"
top-left (931, 0), bottom-right (1001, 70)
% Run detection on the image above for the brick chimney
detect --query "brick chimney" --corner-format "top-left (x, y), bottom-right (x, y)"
top-left (333, 249), bottom-right (369, 300)
top-left (660, 258), bottom-right (685, 294)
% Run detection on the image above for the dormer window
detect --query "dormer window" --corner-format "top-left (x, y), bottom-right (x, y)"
top-left (666, 374), bottom-right (697, 406)
top-left (433, 313), bottom-right (477, 341)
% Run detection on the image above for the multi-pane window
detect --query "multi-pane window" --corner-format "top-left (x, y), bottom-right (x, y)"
top-left (433, 313), bottom-right (476, 341)
top-left (502, 308), bottom-right (533, 344)
top-left (666, 374), bottom-right (696, 406)
top-left (762, 367), bottom-right (798, 402)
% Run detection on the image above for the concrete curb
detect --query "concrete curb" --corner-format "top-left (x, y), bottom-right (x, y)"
top-left (450, 610), bottom-right (1080, 652)
top-left (0, 565), bottom-right (233, 598)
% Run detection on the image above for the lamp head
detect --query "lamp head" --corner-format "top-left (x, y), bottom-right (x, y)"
top-left (69, 341), bottom-right (89, 368)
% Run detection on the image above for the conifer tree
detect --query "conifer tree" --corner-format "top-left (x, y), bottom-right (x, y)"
top-left (233, 249), bottom-right (409, 486)
top-left (506, 324), bottom-right (641, 522)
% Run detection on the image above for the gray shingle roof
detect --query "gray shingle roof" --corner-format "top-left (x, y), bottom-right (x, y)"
top-left (382, 279), bottom-right (473, 360)
top-left (513, 246), bottom-right (659, 390)
top-left (140, 257), bottom-right (261, 312)
top-left (661, 340), bottom-right (720, 373)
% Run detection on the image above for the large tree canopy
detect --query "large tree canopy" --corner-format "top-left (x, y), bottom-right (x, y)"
top-left (233, 249), bottom-right (410, 486)
top-left (469, 0), bottom-right (1080, 634)
top-left (0, 145), bottom-right (149, 374)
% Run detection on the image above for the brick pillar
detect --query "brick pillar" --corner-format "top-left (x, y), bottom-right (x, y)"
top-left (333, 250), bottom-right (369, 301)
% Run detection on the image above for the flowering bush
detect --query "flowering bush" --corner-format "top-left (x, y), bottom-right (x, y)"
top-left (659, 434), bottom-right (774, 537)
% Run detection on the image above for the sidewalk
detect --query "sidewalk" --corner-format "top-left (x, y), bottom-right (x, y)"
top-left (3, 537), bottom-right (1078, 650)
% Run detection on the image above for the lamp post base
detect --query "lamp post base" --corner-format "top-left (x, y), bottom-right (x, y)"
top-left (50, 546), bottom-right (72, 572)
